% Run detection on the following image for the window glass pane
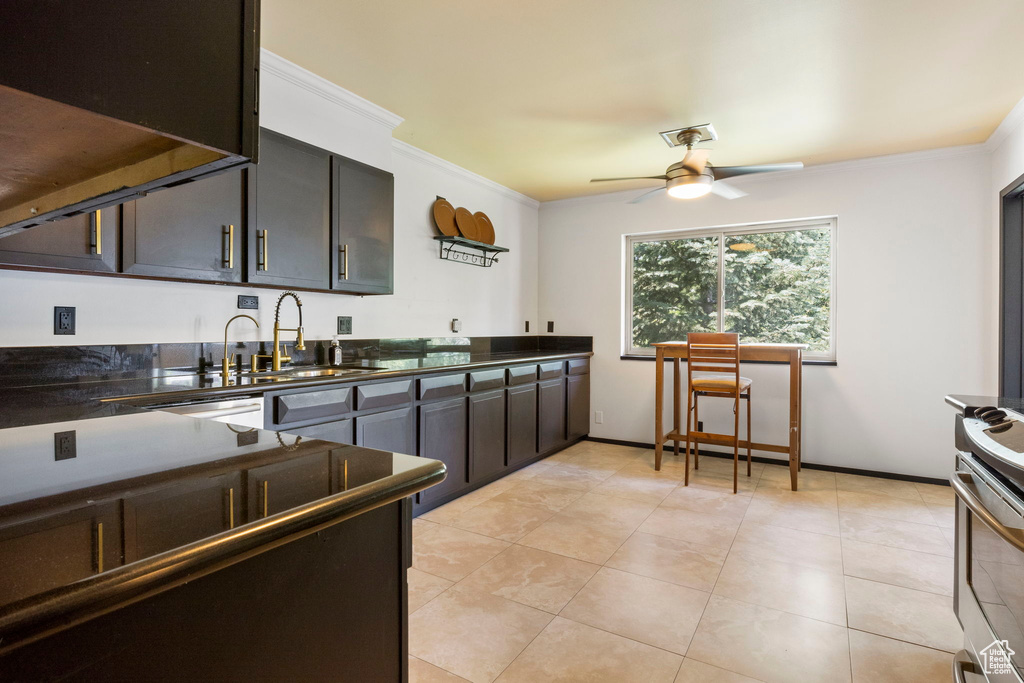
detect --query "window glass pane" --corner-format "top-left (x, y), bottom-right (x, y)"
top-left (631, 235), bottom-right (719, 348)
top-left (723, 228), bottom-right (831, 352)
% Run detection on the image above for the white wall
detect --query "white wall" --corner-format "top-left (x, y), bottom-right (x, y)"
top-left (0, 51), bottom-right (539, 346)
top-left (538, 147), bottom-right (995, 479)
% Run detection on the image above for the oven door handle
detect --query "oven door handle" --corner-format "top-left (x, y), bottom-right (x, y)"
top-left (952, 649), bottom-right (977, 683)
top-left (951, 471), bottom-right (1024, 552)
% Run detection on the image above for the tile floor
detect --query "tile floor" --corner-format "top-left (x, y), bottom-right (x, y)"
top-left (408, 441), bottom-right (960, 683)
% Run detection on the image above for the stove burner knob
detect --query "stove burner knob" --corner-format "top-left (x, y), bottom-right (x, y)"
top-left (983, 409), bottom-right (1008, 425)
top-left (989, 420), bottom-right (1013, 434)
top-left (976, 406), bottom-right (999, 421)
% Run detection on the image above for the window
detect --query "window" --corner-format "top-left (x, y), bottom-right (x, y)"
top-left (625, 217), bottom-right (835, 360)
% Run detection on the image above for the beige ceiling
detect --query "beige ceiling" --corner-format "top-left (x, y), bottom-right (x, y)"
top-left (262, 0), bottom-right (1024, 202)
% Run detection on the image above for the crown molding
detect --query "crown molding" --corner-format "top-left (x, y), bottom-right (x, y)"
top-left (392, 140), bottom-right (540, 209)
top-left (986, 94), bottom-right (1024, 152)
top-left (259, 49), bottom-right (404, 131)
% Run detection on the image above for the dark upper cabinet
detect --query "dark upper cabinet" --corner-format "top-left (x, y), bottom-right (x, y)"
top-left (506, 383), bottom-right (538, 467)
top-left (418, 398), bottom-right (468, 505)
top-left (247, 130), bottom-right (331, 290)
top-left (0, 502), bottom-right (121, 607)
top-left (122, 171), bottom-right (244, 282)
top-left (567, 374), bottom-right (590, 441)
top-left (332, 156), bottom-right (394, 294)
top-left (0, 1), bottom-right (259, 236)
top-left (470, 389), bottom-right (506, 482)
top-left (538, 377), bottom-right (567, 454)
top-left (355, 407), bottom-right (416, 456)
top-left (0, 205), bottom-right (118, 272)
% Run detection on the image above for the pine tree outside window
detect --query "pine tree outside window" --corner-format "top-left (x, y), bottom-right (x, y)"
top-left (625, 217), bottom-right (836, 361)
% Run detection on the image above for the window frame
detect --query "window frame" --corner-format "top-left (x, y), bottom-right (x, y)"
top-left (623, 216), bottom-right (837, 361)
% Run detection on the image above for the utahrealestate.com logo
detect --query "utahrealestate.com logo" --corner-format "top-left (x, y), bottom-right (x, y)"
top-left (980, 639), bottom-right (1016, 675)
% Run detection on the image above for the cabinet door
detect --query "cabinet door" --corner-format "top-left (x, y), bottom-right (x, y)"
top-left (0, 205), bottom-right (118, 272)
top-left (355, 407), bottom-right (416, 456)
top-left (470, 389), bottom-right (506, 482)
top-left (0, 501), bottom-right (120, 606)
top-left (122, 170), bottom-right (243, 281)
top-left (332, 156), bottom-right (394, 294)
top-left (567, 373), bottom-right (590, 441)
top-left (123, 472), bottom-right (242, 562)
top-left (247, 130), bottom-right (330, 290)
top-left (418, 398), bottom-right (468, 505)
top-left (283, 418), bottom-right (354, 446)
top-left (247, 451), bottom-right (332, 519)
top-left (538, 377), bottom-right (567, 454)
top-left (507, 383), bottom-right (538, 467)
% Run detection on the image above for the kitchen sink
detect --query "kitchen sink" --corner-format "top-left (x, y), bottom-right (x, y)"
top-left (243, 364), bottom-right (387, 380)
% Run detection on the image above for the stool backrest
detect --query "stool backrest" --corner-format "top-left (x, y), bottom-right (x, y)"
top-left (686, 332), bottom-right (741, 386)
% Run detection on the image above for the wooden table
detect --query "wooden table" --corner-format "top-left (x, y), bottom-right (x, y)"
top-left (652, 342), bottom-right (806, 491)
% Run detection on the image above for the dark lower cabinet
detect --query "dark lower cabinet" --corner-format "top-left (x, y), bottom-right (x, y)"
top-left (246, 130), bottom-right (331, 290)
top-left (246, 451), bottom-right (332, 519)
top-left (284, 418), bottom-right (354, 446)
top-left (355, 407), bottom-right (416, 456)
top-left (0, 205), bottom-right (118, 272)
top-left (538, 377), bottom-right (567, 453)
top-left (0, 501), bottom-right (120, 607)
top-left (470, 389), bottom-right (506, 482)
top-left (418, 398), bottom-right (468, 505)
top-left (122, 170), bottom-right (244, 282)
top-left (332, 155), bottom-right (394, 294)
top-left (123, 472), bottom-right (242, 562)
top-left (506, 383), bottom-right (538, 467)
top-left (567, 373), bottom-right (591, 441)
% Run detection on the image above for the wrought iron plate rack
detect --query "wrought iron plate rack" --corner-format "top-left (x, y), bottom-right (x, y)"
top-left (434, 235), bottom-right (509, 268)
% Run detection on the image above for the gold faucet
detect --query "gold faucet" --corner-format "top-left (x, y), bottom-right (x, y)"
top-left (222, 314), bottom-right (259, 380)
top-left (252, 292), bottom-right (305, 372)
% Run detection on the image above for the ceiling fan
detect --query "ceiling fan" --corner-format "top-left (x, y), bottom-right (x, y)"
top-left (591, 124), bottom-right (803, 203)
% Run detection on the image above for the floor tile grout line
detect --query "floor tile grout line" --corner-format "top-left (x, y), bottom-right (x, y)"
top-left (845, 626), bottom-right (962, 655)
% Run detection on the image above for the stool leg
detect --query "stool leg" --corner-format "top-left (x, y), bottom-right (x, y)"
top-left (733, 394), bottom-right (740, 494)
top-left (673, 358), bottom-right (681, 457)
top-left (746, 388), bottom-right (752, 477)
top-left (683, 384), bottom-right (693, 486)
top-left (693, 393), bottom-right (700, 470)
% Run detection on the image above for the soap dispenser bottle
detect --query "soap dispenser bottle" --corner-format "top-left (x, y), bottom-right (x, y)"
top-left (328, 337), bottom-right (343, 366)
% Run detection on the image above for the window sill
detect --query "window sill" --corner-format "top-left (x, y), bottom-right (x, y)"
top-left (619, 354), bottom-right (837, 366)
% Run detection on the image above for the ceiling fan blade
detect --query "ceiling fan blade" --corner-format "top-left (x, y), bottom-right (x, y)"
top-left (712, 162), bottom-right (803, 181)
top-left (681, 149), bottom-right (710, 174)
top-left (627, 187), bottom-right (666, 204)
top-left (590, 175), bottom-right (668, 183)
top-left (710, 181), bottom-right (747, 200)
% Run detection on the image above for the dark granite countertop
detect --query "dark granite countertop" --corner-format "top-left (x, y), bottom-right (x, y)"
top-left (0, 409), bottom-right (444, 651)
top-left (945, 394), bottom-right (1024, 417)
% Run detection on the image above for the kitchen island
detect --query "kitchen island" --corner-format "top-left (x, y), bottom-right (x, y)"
top-left (0, 404), bottom-right (444, 681)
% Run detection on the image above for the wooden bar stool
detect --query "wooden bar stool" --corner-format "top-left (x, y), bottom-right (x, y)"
top-left (683, 332), bottom-right (752, 494)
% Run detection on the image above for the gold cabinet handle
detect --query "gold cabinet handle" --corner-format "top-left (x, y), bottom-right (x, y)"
top-left (340, 244), bottom-right (349, 280)
top-left (344, 459), bottom-right (348, 491)
top-left (228, 487), bottom-right (235, 529)
top-left (258, 229), bottom-right (269, 271)
top-left (94, 521), bottom-right (104, 573)
top-left (91, 211), bottom-right (102, 256)
top-left (262, 480), bottom-right (269, 517)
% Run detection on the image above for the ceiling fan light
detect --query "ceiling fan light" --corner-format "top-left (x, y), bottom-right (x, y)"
top-left (666, 174), bottom-right (712, 199)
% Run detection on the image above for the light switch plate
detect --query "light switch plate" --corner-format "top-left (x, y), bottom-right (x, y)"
top-left (451, 318), bottom-right (462, 333)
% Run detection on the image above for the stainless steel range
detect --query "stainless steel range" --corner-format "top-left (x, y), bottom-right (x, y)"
top-left (953, 405), bottom-right (1024, 682)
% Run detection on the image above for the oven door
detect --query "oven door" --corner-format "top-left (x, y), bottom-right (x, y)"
top-left (953, 457), bottom-right (1024, 682)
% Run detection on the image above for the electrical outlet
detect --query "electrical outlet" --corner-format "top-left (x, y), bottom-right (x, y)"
top-left (547, 321), bottom-right (554, 333)
top-left (54, 306), bottom-right (76, 335)
top-left (697, 420), bottom-right (703, 432)
top-left (595, 411), bottom-right (604, 424)
top-left (54, 430), bottom-right (77, 460)
top-left (237, 295), bottom-right (259, 310)
top-left (525, 321), bottom-right (530, 333)
top-left (237, 431), bottom-right (259, 447)
top-left (451, 318), bottom-right (462, 333)
top-left (337, 316), bottom-right (353, 335)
